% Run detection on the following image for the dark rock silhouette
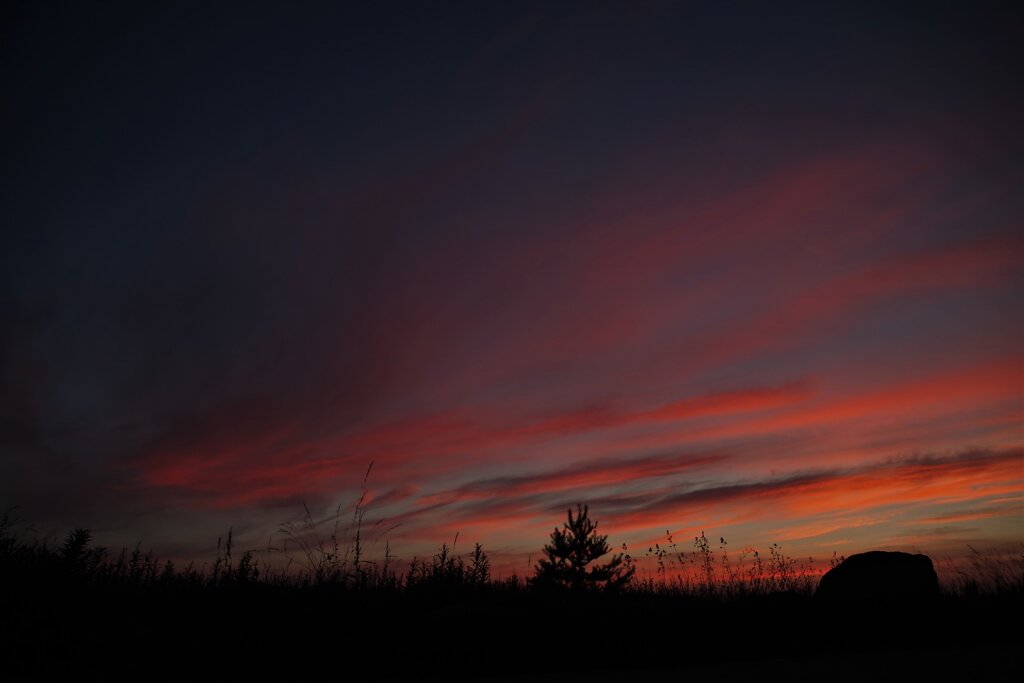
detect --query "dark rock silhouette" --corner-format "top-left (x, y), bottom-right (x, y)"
top-left (815, 551), bottom-right (939, 602)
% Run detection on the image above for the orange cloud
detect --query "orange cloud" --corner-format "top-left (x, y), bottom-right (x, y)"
top-left (129, 382), bottom-right (808, 507)
top-left (608, 448), bottom-right (1023, 534)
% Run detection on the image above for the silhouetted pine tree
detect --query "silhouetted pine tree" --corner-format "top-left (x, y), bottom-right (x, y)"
top-left (532, 504), bottom-right (634, 591)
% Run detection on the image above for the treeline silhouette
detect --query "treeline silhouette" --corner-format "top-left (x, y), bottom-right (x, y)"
top-left (1, 506), bottom-right (1020, 679)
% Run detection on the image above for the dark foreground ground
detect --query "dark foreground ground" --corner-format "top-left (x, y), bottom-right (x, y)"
top-left (476, 647), bottom-right (1020, 683)
top-left (2, 525), bottom-right (1019, 680)
top-left (2, 583), bottom-right (1020, 680)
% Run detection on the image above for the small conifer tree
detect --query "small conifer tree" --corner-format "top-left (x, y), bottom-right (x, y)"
top-left (532, 504), bottom-right (634, 591)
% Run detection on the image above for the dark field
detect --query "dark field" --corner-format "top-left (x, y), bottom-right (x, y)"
top-left (2, 516), bottom-right (1020, 680)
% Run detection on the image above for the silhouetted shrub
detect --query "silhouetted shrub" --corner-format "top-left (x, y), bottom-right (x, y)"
top-left (406, 541), bottom-right (491, 594)
top-left (531, 504), bottom-right (635, 591)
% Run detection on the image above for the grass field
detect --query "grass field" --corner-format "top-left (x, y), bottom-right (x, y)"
top-left (1, 507), bottom-right (1020, 679)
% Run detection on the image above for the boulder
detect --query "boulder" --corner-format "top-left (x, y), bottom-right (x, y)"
top-left (815, 551), bottom-right (939, 602)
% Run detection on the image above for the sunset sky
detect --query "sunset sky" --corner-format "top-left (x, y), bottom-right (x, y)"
top-left (2, 2), bottom-right (1021, 575)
